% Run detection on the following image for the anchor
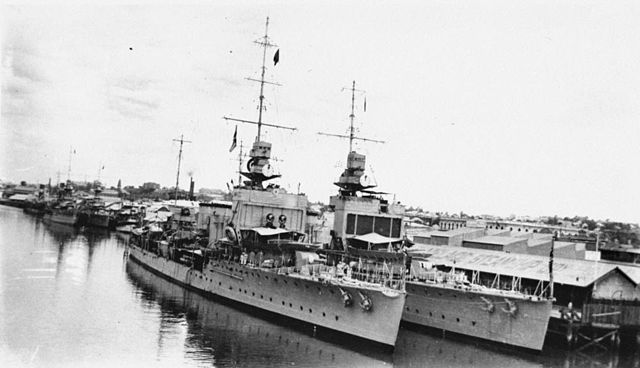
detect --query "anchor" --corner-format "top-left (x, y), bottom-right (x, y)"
top-left (501, 298), bottom-right (518, 317)
top-left (358, 291), bottom-right (373, 312)
top-left (339, 287), bottom-right (353, 307)
top-left (480, 296), bottom-right (495, 313)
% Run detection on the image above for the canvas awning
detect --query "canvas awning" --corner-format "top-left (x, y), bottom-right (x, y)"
top-left (249, 227), bottom-right (294, 237)
top-left (350, 233), bottom-right (403, 245)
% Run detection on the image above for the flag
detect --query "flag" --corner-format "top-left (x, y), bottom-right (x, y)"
top-left (273, 49), bottom-right (280, 66)
top-left (549, 235), bottom-right (555, 276)
top-left (229, 126), bottom-right (237, 152)
top-left (101, 165), bottom-right (105, 170)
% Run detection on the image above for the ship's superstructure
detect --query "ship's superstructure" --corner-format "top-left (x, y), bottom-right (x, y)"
top-left (127, 19), bottom-right (406, 348)
top-left (323, 82), bottom-right (553, 351)
top-left (44, 181), bottom-right (79, 226)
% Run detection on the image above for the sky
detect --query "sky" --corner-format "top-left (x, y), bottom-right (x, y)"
top-left (2, 0), bottom-right (640, 223)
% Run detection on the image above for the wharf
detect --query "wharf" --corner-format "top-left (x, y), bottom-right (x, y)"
top-left (410, 245), bottom-right (640, 349)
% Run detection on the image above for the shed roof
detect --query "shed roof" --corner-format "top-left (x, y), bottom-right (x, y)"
top-left (527, 238), bottom-right (552, 248)
top-left (464, 235), bottom-right (525, 246)
top-left (617, 265), bottom-right (640, 285)
top-left (409, 245), bottom-right (619, 287)
top-left (431, 227), bottom-right (483, 238)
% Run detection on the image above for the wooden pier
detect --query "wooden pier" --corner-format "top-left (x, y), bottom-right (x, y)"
top-left (547, 299), bottom-right (640, 351)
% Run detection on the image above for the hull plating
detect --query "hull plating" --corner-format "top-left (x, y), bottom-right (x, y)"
top-left (128, 246), bottom-right (406, 347)
top-left (403, 282), bottom-right (552, 350)
top-left (46, 213), bottom-right (78, 226)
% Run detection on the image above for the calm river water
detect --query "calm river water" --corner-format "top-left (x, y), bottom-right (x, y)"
top-left (0, 206), bottom-right (636, 367)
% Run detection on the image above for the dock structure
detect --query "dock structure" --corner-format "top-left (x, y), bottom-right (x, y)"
top-left (409, 245), bottom-right (640, 350)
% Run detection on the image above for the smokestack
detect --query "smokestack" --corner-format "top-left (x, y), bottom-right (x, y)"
top-left (189, 178), bottom-right (195, 200)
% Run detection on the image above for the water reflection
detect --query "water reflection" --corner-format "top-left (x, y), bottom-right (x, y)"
top-left (1, 206), bottom-right (637, 368)
top-left (126, 259), bottom-right (391, 367)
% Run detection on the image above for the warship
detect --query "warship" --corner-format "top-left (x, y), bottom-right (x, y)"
top-left (323, 82), bottom-right (554, 351)
top-left (127, 18), bottom-right (406, 348)
top-left (44, 182), bottom-right (79, 226)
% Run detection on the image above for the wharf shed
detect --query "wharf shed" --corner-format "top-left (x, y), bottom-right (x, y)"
top-left (462, 235), bottom-right (528, 253)
top-left (526, 238), bottom-right (554, 257)
top-left (600, 246), bottom-right (640, 264)
top-left (409, 245), bottom-right (640, 307)
top-left (429, 227), bottom-right (485, 247)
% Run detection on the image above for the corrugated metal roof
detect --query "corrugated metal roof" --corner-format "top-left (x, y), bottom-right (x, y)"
top-left (464, 235), bottom-right (525, 246)
top-left (618, 265), bottom-right (640, 285)
top-left (409, 245), bottom-right (619, 287)
top-left (431, 227), bottom-right (483, 238)
top-left (554, 241), bottom-right (574, 249)
top-left (527, 238), bottom-right (552, 248)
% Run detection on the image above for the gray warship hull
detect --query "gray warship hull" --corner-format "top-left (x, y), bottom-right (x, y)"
top-left (46, 212), bottom-right (78, 226)
top-left (402, 281), bottom-right (552, 350)
top-left (128, 246), bottom-right (406, 347)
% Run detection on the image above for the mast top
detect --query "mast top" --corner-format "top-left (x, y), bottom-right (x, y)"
top-left (317, 81), bottom-right (385, 196)
top-left (222, 17), bottom-right (296, 189)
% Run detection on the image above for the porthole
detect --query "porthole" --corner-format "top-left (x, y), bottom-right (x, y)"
top-left (415, 309), bottom-right (420, 314)
top-left (441, 315), bottom-right (445, 319)
top-left (335, 316), bottom-right (339, 321)
top-left (300, 306), bottom-right (303, 311)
